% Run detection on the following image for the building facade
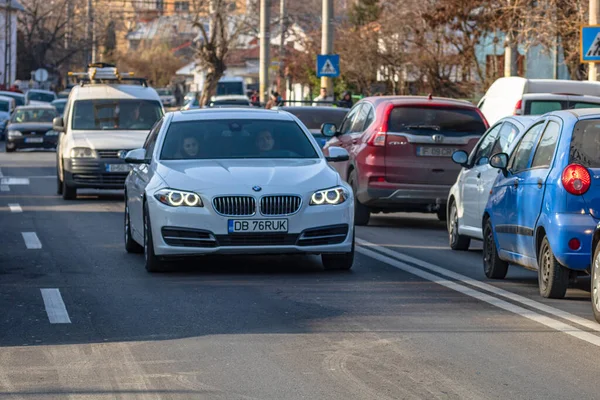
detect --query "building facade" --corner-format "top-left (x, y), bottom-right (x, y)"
top-left (0, 0), bottom-right (23, 87)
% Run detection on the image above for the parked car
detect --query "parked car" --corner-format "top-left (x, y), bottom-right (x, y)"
top-left (5, 105), bottom-right (59, 152)
top-left (123, 108), bottom-right (354, 272)
top-left (478, 77), bottom-right (600, 125)
top-left (322, 96), bottom-right (488, 225)
top-left (51, 99), bottom-right (67, 116)
top-left (447, 116), bottom-right (537, 250)
top-left (484, 109), bottom-right (600, 299)
top-left (26, 89), bottom-right (57, 105)
top-left (0, 91), bottom-right (25, 107)
top-left (272, 106), bottom-right (349, 148)
top-left (0, 95), bottom-right (16, 140)
top-left (515, 93), bottom-right (600, 116)
top-left (156, 88), bottom-right (177, 107)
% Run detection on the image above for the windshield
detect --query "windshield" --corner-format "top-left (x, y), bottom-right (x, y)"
top-left (0, 93), bottom-right (24, 106)
top-left (27, 91), bottom-right (55, 103)
top-left (570, 119), bottom-right (600, 168)
top-left (216, 82), bottom-right (244, 96)
top-left (72, 99), bottom-right (163, 130)
top-left (12, 108), bottom-right (57, 123)
top-left (286, 108), bottom-right (348, 130)
top-left (156, 89), bottom-right (172, 96)
top-left (52, 101), bottom-right (66, 115)
top-left (388, 106), bottom-right (487, 136)
top-left (161, 119), bottom-right (318, 160)
top-left (210, 99), bottom-right (251, 106)
top-left (0, 101), bottom-right (9, 112)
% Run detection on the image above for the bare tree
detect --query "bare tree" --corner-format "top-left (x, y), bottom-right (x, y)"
top-left (190, 0), bottom-right (257, 105)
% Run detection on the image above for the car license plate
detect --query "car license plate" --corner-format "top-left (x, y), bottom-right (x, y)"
top-left (25, 137), bottom-right (43, 143)
top-left (417, 146), bottom-right (457, 157)
top-left (228, 219), bottom-right (288, 233)
top-left (106, 164), bottom-right (130, 172)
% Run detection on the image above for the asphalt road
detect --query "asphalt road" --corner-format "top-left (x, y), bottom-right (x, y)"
top-left (2, 145), bottom-right (600, 399)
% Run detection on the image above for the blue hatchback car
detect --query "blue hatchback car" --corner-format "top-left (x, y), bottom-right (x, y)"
top-left (484, 109), bottom-right (600, 299)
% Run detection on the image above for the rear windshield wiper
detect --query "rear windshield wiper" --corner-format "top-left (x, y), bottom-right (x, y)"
top-left (405, 124), bottom-right (441, 131)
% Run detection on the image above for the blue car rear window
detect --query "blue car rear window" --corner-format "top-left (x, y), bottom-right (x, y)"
top-left (570, 119), bottom-right (600, 168)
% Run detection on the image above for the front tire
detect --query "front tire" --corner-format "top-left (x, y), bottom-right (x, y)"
top-left (538, 237), bottom-right (568, 299)
top-left (483, 220), bottom-right (508, 279)
top-left (448, 202), bottom-right (470, 251)
top-left (349, 170), bottom-right (370, 226)
top-left (125, 201), bottom-right (143, 254)
top-left (143, 202), bottom-right (167, 272)
top-left (5, 143), bottom-right (15, 152)
top-left (62, 178), bottom-right (76, 200)
top-left (322, 232), bottom-right (354, 271)
top-left (436, 207), bottom-right (447, 222)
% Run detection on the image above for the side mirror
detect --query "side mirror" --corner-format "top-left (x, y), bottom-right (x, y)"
top-left (451, 150), bottom-right (469, 167)
top-left (321, 123), bottom-right (337, 138)
top-left (326, 146), bottom-right (350, 162)
top-left (124, 148), bottom-right (149, 164)
top-left (489, 153), bottom-right (509, 175)
top-left (53, 117), bottom-right (65, 132)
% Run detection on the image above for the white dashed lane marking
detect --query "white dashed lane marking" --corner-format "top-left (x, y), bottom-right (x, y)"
top-left (8, 203), bottom-right (22, 213)
top-left (21, 232), bottom-right (42, 249)
top-left (40, 289), bottom-right (72, 324)
top-left (0, 177), bottom-right (30, 185)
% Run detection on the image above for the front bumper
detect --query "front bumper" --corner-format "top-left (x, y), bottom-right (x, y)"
top-left (7, 136), bottom-right (57, 149)
top-left (64, 157), bottom-right (130, 189)
top-left (147, 195), bottom-right (355, 256)
top-left (359, 182), bottom-right (451, 211)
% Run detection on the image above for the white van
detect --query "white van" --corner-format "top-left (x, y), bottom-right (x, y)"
top-left (215, 76), bottom-right (247, 97)
top-left (53, 64), bottom-right (164, 200)
top-left (478, 77), bottom-right (600, 125)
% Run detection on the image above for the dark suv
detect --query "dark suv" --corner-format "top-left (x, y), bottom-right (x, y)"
top-left (323, 96), bottom-right (488, 225)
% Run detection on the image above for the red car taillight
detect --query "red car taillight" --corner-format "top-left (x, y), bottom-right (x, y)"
top-left (367, 104), bottom-right (394, 147)
top-left (513, 99), bottom-right (523, 115)
top-left (561, 164), bottom-right (591, 195)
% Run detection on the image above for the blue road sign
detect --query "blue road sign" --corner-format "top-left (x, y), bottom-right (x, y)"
top-left (581, 26), bottom-right (600, 63)
top-left (317, 55), bottom-right (340, 78)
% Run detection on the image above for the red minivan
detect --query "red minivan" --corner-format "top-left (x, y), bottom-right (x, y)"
top-left (323, 96), bottom-right (489, 225)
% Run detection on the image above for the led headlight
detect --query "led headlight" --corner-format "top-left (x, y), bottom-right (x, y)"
top-left (310, 186), bottom-right (348, 205)
top-left (154, 188), bottom-right (203, 207)
top-left (70, 147), bottom-right (97, 158)
top-left (7, 130), bottom-right (22, 138)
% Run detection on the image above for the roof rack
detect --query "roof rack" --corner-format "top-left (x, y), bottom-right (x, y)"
top-left (68, 63), bottom-right (148, 87)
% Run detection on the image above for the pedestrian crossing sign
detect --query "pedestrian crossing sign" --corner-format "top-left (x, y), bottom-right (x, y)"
top-left (581, 26), bottom-right (600, 63)
top-left (317, 55), bottom-right (340, 77)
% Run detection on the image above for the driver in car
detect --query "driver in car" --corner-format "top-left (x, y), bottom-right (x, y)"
top-left (256, 129), bottom-right (275, 153)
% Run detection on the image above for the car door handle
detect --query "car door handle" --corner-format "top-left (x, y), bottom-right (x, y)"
top-left (537, 179), bottom-right (543, 189)
top-left (477, 172), bottom-right (481, 179)
top-left (513, 179), bottom-right (519, 188)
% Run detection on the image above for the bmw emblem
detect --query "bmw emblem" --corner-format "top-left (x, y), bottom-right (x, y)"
top-left (252, 186), bottom-right (262, 192)
top-left (117, 150), bottom-right (128, 159)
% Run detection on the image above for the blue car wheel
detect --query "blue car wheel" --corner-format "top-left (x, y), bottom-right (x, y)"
top-left (483, 220), bottom-right (508, 279)
top-left (538, 237), bottom-right (569, 299)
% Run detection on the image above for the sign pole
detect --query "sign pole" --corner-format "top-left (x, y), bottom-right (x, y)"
top-left (321, 0), bottom-right (334, 98)
top-left (590, 0), bottom-right (599, 81)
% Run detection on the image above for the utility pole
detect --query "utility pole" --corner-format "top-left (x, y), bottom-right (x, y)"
top-left (86, 0), bottom-right (95, 64)
top-left (4, 0), bottom-right (12, 87)
top-left (590, 0), bottom-right (599, 81)
top-left (503, 31), bottom-right (518, 77)
top-left (259, 0), bottom-right (271, 104)
top-left (321, 0), bottom-right (334, 96)
top-left (278, 0), bottom-right (286, 99)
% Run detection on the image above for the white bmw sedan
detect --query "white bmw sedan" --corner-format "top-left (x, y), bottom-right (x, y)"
top-left (123, 108), bottom-right (355, 272)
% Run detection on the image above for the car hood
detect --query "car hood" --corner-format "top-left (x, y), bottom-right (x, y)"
top-left (157, 158), bottom-right (340, 192)
top-left (7, 122), bottom-right (53, 131)
top-left (71, 130), bottom-right (149, 150)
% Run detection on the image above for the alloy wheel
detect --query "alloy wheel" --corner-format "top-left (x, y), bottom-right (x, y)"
top-left (594, 254), bottom-right (600, 313)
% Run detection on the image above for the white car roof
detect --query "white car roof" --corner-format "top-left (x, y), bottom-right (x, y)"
top-left (212, 95), bottom-right (250, 101)
top-left (27, 89), bottom-right (55, 95)
top-left (0, 91), bottom-right (24, 98)
top-left (69, 84), bottom-right (161, 102)
top-left (0, 95), bottom-right (15, 103)
top-left (172, 108), bottom-right (294, 123)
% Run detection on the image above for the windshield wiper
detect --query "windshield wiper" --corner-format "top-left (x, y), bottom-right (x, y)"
top-left (405, 124), bottom-right (441, 131)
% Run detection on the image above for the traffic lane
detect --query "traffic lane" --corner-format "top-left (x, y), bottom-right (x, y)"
top-left (3, 170), bottom-right (600, 397)
top-left (5, 229), bottom-right (600, 400)
top-left (360, 213), bottom-right (593, 319)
